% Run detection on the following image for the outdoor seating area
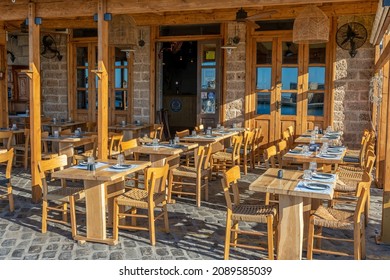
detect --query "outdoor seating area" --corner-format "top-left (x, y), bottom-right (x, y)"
top-left (1, 0), bottom-right (390, 266)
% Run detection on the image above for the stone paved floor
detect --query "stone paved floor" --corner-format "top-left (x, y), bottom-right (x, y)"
top-left (0, 166), bottom-right (389, 260)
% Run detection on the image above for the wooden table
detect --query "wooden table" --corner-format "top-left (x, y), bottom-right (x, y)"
top-left (249, 168), bottom-right (336, 260)
top-left (128, 142), bottom-right (198, 167)
top-left (180, 130), bottom-right (239, 153)
top-left (42, 120), bottom-right (87, 133)
top-left (108, 123), bottom-right (152, 140)
top-left (294, 131), bottom-right (342, 145)
top-left (41, 134), bottom-right (96, 159)
top-left (51, 159), bottom-right (151, 245)
top-left (282, 146), bottom-right (347, 170)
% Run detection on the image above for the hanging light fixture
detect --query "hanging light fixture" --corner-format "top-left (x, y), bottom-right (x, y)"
top-left (293, 5), bottom-right (329, 44)
top-left (221, 38), bottom-right (237, 55)
top-left (109, 14), bottom-right (137, 56)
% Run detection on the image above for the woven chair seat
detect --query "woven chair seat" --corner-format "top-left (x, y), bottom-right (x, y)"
top-left (335, 179), bottom-right (357, 192)
top-left (47, 187), bottom-right (85, 201)
top-left (232, 204), bottom-right (276, 223)
top-left (312, 205), bottom-right (357, 230)
top-left (212, 151), bottom-right (233, 161)
top-left (171, 165), bottom-right (208, 179)
top-left (345, 149), bottom-right (360, 157)
top-left (226, 147), bottom-right (251, 155)
top-left (338, 170), bottom-right (363, 181)
top-left (337, 165), bottom-right (363, 173)
top-left (115, 188), bottom-right (165, 208)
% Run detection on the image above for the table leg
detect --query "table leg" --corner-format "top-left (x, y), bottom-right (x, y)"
top-left (278, 194), bottom-right (304, 260)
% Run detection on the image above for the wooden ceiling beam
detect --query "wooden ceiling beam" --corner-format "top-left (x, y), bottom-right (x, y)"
top-left (2, 2), bottom-right (377, 30)
top-left (0, 0), bottom-right (378, 21)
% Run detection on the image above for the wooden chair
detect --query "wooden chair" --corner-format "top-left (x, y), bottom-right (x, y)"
top-left (0, 148), bottom-right (15, 212)
top-left (168, 145), bottom-right (209, 207)
top-left (307, 174), bottom-right (370, 260)
top-left (13, 128), bottom-right (30, 169)
top-left (0, 131), bottom-right (13, 150)
top-left (211, 135), bottom-right (243, 178)
top-left (112, 164), bottom-right (170, 245)
top-left (38, 154), bottom-right (85, 238)
top-left (72, 135), bottom-right (98, 164)
top-left (175, 129), bottom-right (193, 166)
top-left (108, 133), bottom-right (123, 159)
top-left (120, 138), bottom-right (143, 189)
top-left (150, 124), bottom-right (164, 141)
top-left (263, 145), bottom-right (278, 169)
top-left (238, 130), bottom-right (254, 175)
top-left (251, 127), bottom-right (263, 168)
top-left (60, 128), bottom-right (72, 135)
top-left (85, 121), bottom-right (97, 132)
top-left (221, 165), bottom-right (277, 260)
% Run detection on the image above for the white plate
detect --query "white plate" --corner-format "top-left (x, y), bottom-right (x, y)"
top-left (303, 182), bottom-right (330, 190)
top-left (111, 164), bottom-right (133, 169)
top-left (320, 154), bottom-right (337, 158)
top-left (79, 162), bottom-right (88, 166)
top-left (327, 148), bottom-right (343, 153)
top-left (312, 173), bottom-right (333, 179)
top-left (204, 135), bottom-right (215, 138)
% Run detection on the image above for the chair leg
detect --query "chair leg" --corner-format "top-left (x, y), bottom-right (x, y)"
top-left (167, 171), bottom-right (173, 203)
top-left (69, 196), bottom-right (77, 238)
top-left (365, 192), bottom-right (370, 227)
top-left (62, 202), bottom-right (68, 223)
top-left (361, 222), bottom-right (366, 259)
top-left (204, 177), bottom-right (209, 202)
top-left (354, 222), bottom-right (362, 260)
top-left (196, 176), bottom-right (201, 207)
top-left (42, 200), bottom-right (48, 233)
top-left (232, 221), bottom-right (239, 247)
top-left (224, 213), bottom-right (232, 260)
top-left (306, 217), bottom-right (315, 260)
top-left (148, 205), bottom-right (156, 246)
top-left (243, 154), bottom-right (247, 175)
top-left (162, 202), bottom-right (170, 233)
top-left (7, 186), bottom-right (14, 212)
top-left (267, 215), bottom-right (274, 260)
top-left (112, 199), bottom-right (119, 241)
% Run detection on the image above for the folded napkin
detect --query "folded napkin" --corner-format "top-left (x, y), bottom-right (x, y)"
top-left (72, 162), bottom-right (107, 170)
top-left (294, 180), bottom-right (332, 194)
top-left (104, 164), bottom-right (137, 172)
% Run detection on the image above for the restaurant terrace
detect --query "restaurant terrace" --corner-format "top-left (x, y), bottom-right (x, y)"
top-left (0, 0), bottom-right (389, 260)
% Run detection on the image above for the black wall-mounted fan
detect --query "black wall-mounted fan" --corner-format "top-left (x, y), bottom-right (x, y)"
top-left (336, 22), bottom-right (367, 58)
top-left (41, 35), bottom-right (63, 61)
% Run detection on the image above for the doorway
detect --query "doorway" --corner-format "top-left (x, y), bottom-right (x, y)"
top-left (159, 39), bottom-right (221, 135)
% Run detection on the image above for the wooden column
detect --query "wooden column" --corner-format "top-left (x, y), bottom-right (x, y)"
top-left (380, 60), bottom-right (390, 244)
top-left (0, 22), bottom-right (8, 128)
top-left (96, 0), bottom-right (108, 160)
top-left (28, 3), bottom-right (42, 203)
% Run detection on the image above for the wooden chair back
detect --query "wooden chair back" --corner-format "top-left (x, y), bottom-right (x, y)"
top-left (354, 172), bottom-right (371, 224)
top-left (231, 135), bottom-right (243, 163)
top-left (150, 124), bottom-right (164, 140)
top-left (144, 164), bottom-right (169, 196)
top-left (60, 129), bottom-right (72, 135)
top-left (221, 165), bottom-right (241, 210)
top-left (85, 121), bottom-right (97, 132)
top-left (194, 124), bottom-right (204, 133)
top-left (108, 133), bottom-right (123, 158)
top-left (176, 129), bottom-right (190, 138)
top-left (0, 131), bottom-right (13, 150)
top-left (264, 145), bottom-right (277, 168)
top-left (120, 138), bottom-right (139, 159)
top-left (276, 139), bottom-right (288, 166)
top-left (37, 154), bottom-right (68, 197)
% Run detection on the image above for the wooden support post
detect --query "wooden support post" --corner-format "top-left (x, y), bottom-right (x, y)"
top-left (96, 0), bottom-right (108, 160)
top-left (28, 3), bottom-right (42, 203)
top-left (0, 22), bottom-right (8, 128)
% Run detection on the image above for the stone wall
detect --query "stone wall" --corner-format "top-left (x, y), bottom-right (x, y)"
top-left (224, 22), bottom-right (246, 127)
top-left (8, 33), bottom-right (68, 120)
top-left (334, 15), bottom-right (374, 149)
top-left (132, 26), bottom-right (151, 124)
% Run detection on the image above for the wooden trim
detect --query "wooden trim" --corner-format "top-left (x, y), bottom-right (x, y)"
top-left (375, 41), bottom-right (390, 73)
top-left (155, 34), bottom-right (222, 42)
top-left (0, 24), bottom-right (8, 128)
top-left (244, 23), bottom-right (252, 128)
top-left (327, 16), bottom-right (337, 127)
top-left (221, 23), bottom-right (228, 126)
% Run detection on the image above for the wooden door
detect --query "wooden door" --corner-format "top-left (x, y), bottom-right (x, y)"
top-left (252, 35), bottom-right (328, 146)
top-left (197, 40), bottom-right (221, 128)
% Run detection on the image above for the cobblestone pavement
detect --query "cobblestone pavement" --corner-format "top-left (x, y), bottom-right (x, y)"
top-left (0, 166), bottom-right (389, 260)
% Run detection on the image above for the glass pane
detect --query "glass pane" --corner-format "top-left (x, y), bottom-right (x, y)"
top-left (281, 67), bottom-right (298, 90)
top-left (256, 67), bottom-right (272, 89)
top-left (256, 42), bottom-right (272, 64)
top-left (309, 43), bottom-right (326, 64)
top-left (201, 68), bottom-right (216, 89)
top-left (76, 47), bottom-right (88, 66)
top-left (115, 90), bottom-right (127, 110)
top-left (309, 67), bottom-right (325, 90)
top-left (201, 92), bottom-right (216, 114)
top-left (115, 68), bottom-right (128, 88)
top-left (77, 69), bottom-right (88, 88)
top-left (281, 93), bottom-right (297, 115)
top-left (308, 92), bottom-right (324, 116)
top-left (77, 90), bottom-right (88, 109)
top-left (256, 92), bottom-right (271, 115)
top-left (282, 42), bottom-right (298, 64)
top-left (115, 48), bottom-right (128, 66)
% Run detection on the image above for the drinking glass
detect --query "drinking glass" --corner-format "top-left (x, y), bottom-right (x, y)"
top-left (303, 170), bottom-right (312, 180)
top-left (309, 162), bottom-right (317, 175)
top-left (314, 126), bottom-right (319, 135)
top-left (191, 130), bottom-right (196, 136)
top-left (117, 154), bottom-right (124, 166)
top-left (121, 120), bottom-right (126, 127)
top-left (302, 145), bottom-right (309, 154)
top-left (174, 136), bottom-right (180, 143)
top-left (53, 130), bottom-right (59, 138)
top-left (152, 138), bottom-right (159, 146)
top-left (52, 117), bottom-right (57, 123)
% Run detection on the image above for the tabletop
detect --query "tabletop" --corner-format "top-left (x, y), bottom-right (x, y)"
top-left (129, 142), bottom-right (198, 155)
